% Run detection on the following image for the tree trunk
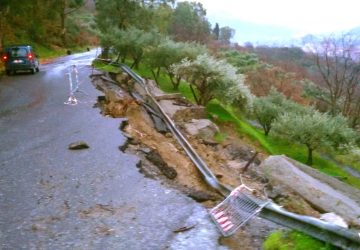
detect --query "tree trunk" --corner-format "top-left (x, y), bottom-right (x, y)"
top-left (151, 69), bottom-right (159, 85)
top-left (169, 75), bottom-right (180, 90)
top-left (264, 128), bottom-right (270, 136)
top-left (189, 84), bottom-right (200, 105)
top-left (306, 147), bottom-right (313, 166)
top-left (0, 13), bottom-right (3, 49)
top-left (156, 67), bottom-right (161, 78)
top-left (60, 0), bottom-right (67, 47)
top-left (115, 53), bottom-right (121, 63)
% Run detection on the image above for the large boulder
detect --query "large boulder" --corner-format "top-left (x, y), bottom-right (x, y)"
top-left (224, 143), bottom-right (260, 164)
top-left (259, 155), bottom-right (360, 226)
top-left (184, 119), bottom-right (219, 141)
top-left (158, 99), bottom-right (205, 123)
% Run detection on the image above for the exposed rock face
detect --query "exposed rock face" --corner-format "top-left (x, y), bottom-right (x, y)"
top-left (184, 119), bottom-right (220, 141)
top-left (259, 155), bottom-right (360, 227)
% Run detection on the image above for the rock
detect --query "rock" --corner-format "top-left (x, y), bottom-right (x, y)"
top-left (202, 139), bottom-right (218, 146)
top-left (179, 186), bottom-right (219, 202)
top-left (173, 106), bottom-right (206, 122)
top-left (146, 150), bottom-right (177, 179)
top-left (138, 147), bottom-right (152, 154)
top-left (225, 144), bottom-right (259, 163)
top-left (97, 95), bottom-right (106, 102)
top-left (148, 113), bottom-right (168, 134)
top-left (119, 119), bottom-right (129, 131)
top-left (320, 213), bottom-right (348, 228)
top-left (119, 141), bottom-right (129, 152)
top-left (215, 174), bottom-right (223, 179)
top-left (184, 119), bottom-right (219, 141)
top-left (264, 184), bottom-right (287, 199)
top-left (227, 160), bottom-right (246, 171)
top-left (157, 97), bottom-right (205, 122)
top-left (136, 160), bottom-right (157, 179)
top-left (68, 141), bottom-right (89, 150)
top-left (260, 155), bottom-right (360, 226)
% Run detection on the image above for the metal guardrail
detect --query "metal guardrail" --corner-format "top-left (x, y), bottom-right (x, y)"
top-left (95, 59), bottom-right (360, 249)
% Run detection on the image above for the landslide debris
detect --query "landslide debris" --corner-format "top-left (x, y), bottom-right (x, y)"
top-left (92, 71), bottom-right (360, 249)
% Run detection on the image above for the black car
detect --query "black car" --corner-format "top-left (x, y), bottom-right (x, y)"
top-left (2, 45), bottom-right (40, 75)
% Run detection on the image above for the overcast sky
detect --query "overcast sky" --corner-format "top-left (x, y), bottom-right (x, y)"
top-left (192, 0), bottom-right (360, 44)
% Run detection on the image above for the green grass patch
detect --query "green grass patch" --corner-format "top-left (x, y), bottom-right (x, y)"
top-left (263, 230), bottom-right (336, 250)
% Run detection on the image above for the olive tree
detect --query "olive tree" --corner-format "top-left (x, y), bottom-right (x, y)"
top-left (253, 90), bottom-right (285, 136)
top-left (101, 27), bottom-right (161, 68)
top-left (272, 110), bottom-right (356, 166)
top-left (172, 54), bottom-right (252, 107)
top-left (222, 50), bottom-right (260, 74)
top-left (145, 39), bottom-right (206, 88)
top-left (254, 89), bottom-right (309, 136)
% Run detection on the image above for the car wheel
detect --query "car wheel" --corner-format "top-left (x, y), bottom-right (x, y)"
top-left (31, 68), bottom-right (36, 74)
top-left (6, 70), bottom-right (11, 76)
top-left (36, 67), bottom-right (40, 72)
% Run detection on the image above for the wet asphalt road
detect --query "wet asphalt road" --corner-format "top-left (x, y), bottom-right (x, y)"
top-left (0, 51), bottom-right (223, 250)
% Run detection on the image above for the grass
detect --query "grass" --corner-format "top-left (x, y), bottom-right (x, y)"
top-left (263, 230), bottom-right (336, 250)
top-left (92, 59), bottom-right (360, 189)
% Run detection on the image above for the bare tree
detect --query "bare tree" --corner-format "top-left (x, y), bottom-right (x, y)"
top-left (311, 34), bottom-right (360, 117)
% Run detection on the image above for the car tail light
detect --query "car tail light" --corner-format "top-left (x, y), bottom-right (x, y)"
top-left (2, 55), bottom-right (7, 61)
top-left (28, 53), bottom-right (33, 59)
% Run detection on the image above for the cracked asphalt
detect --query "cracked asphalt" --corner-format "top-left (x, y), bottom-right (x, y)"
top-left (0, 51), bottom-right (224, 250)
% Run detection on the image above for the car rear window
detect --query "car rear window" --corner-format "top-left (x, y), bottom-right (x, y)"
top-left (8, 47), bottom-right (28, 57)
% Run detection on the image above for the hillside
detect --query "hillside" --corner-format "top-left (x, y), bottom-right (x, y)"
top-left (0, 0), bottom-right (97, 57)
